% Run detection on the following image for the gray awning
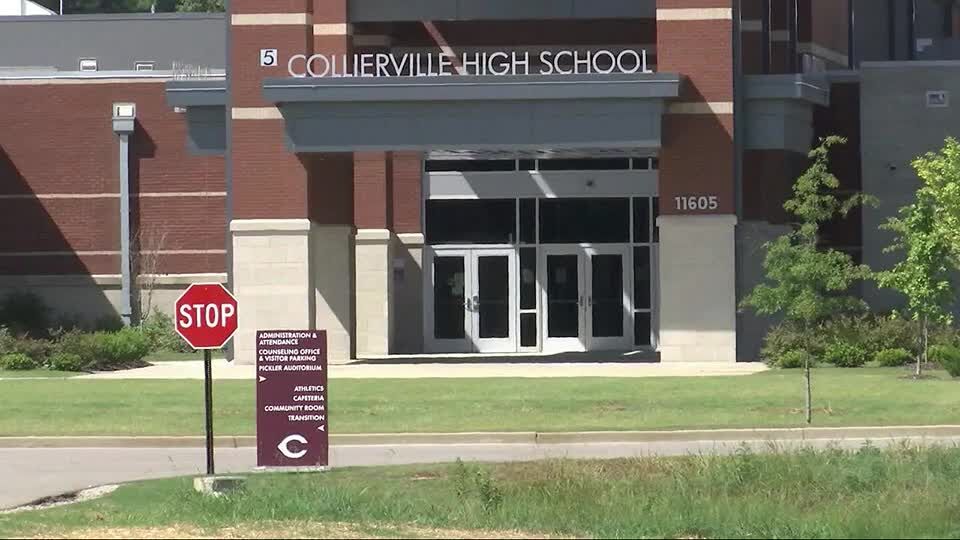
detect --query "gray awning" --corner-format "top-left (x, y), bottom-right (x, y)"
top-left (744, 74), bottom-right (832, 153)
top-left (262, 73), bottom-right (681, 152)
top-left (165, 79), bottom-right (226, 155)
top-left (349, 0), bottom-right (655, 22)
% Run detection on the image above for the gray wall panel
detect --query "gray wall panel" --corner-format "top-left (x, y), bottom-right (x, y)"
top-left (349, 0), bottom-right (654, 22)
top-left (185, 106), bottom-right (226, 155)
top-left (280, 99), bottom-right (662, 151)
top-left (0, 14), bottom-right (225, 71)
top-left (861, 62), bottom-right (960, 312)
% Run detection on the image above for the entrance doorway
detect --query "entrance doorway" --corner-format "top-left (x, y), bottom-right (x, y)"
top-left (540, 245), bottom-right (633, 352)
top-left (425, 248), bottom-right (517, 353)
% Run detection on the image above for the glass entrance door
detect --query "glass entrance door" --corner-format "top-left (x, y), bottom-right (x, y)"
top-left (540, 247), bottom-right (586, 353)
top-left (585, 246), bottom-right (632, 350)
top-left (425, 248), bottom-right (516, 353)
top-left (540, 246), bottom-right (632, 352)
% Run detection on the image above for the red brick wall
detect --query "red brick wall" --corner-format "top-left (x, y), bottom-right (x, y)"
top-left (657, 1), bottom-right (735, 217)
top-left (0, 80), bottom-right (225, 276)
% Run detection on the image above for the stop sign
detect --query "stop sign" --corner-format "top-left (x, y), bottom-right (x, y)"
top-left (175, 283), bottom-right (239, 350)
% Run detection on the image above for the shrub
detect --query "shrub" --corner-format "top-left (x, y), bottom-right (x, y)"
top-left (874, 348), bottom-right (913, 367)
top-left (775, 349), bottom-right (815, 369)
top-left (46, 352), bottom-right (86, 372)
top-left (140, 310), bottom-right (192, 353)
top-left (937, 347), bottom-right (960, 378)
top-left (56, 328), bottom-right (151, 371)
top-left (0, 352), bottom-right (39, 371)
top-left (0, 292), bottom-right (50, 338)
top-left (823, 341), bottom-right (869, 368)
top-left (99, 327), bottom-right (152, 368)
top-left (761, 323), bottom-right (822, 365)
top-left (93, 314), bottom-right (124, 332)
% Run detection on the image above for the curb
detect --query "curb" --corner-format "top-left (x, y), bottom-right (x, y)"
top-left (3, 425), bottom-right (960, 448)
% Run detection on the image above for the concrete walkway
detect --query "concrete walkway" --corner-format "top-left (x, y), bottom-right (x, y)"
top-left (73, 359), bottom-right (767, 380)
top-left (3, 433), bottom-right (959, 510)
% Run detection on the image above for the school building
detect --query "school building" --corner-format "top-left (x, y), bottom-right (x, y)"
top-left (0, 1), bottom-right (957, 363)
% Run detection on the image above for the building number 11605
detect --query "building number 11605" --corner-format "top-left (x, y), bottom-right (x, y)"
top-left (674, 195), bottom-right (719, 211)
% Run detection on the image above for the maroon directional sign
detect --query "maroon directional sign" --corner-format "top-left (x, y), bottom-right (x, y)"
top-left (256, 330), bottom-right (328, 468)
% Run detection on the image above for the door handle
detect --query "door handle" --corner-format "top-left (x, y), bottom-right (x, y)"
top-left (588, 296), bottom-right (593, 307)
top-left (578, 295), bottom-right (584, 308)
top-left (472, 295), bottom-right (480, 312)
top-left (464, 297), bottom-right (472, 311)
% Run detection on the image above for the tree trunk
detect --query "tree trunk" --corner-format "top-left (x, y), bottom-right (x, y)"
top-left (804, 355), bottom-right (812, 424)
top-left (919, 315), bottom-right (928, 378)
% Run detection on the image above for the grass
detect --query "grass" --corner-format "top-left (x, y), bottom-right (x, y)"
top-left (3, 446), bottom-right (960, 538)
top-left (0, 369), bottom-right (79, 379)
top-left (0, 367), bottom-right (958, 436)
top-left (143, 351), bottom-right (224, 363)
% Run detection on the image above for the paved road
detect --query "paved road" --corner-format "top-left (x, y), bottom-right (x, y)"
top-left (3, 436), bottom-right (959, 510)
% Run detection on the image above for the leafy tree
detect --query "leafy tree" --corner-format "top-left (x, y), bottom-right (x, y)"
top-left (741, 136), bottom-right (873, 423)
top-left (875, 190), bottom-right (954, 378)
top-left (175, 0), bottom-right (223, 11)
top-left (913, 138), bottom-right (960, 262)
top-left (876, 138), bottom-right (960, 377)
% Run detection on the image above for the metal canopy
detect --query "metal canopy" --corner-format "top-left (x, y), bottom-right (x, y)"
top-left (262, 73), bottom-right (681, 153)
top-left (348, 0), bottom-right (655, 22)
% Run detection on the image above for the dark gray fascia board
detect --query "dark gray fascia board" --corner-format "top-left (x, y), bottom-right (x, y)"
top-left (263, 73), bottom-right (682, 104)
top-left (744, 74), bottom-right (830, 106)
top-left (166, 79), bottom-right (227, 107)
top-left (349, 0), bottom-right (655, 22)
top-left (0, 12), bottom-right (224, 22)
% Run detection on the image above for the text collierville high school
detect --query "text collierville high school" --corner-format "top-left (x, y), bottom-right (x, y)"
top-left (0, 1), bottom-right (957, 364)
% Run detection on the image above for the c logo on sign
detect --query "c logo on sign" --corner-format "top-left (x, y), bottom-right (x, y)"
top-left (277, 434), bottom-right (308, 459)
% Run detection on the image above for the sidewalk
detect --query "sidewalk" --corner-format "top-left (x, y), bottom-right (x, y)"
top-left (3, 425), bottom-right (960, 448)
top-left (73, 359), bottom-right (768, 379)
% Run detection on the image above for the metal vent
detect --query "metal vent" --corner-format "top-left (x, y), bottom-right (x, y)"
top-left (927, 91), bottom-right (949, 108)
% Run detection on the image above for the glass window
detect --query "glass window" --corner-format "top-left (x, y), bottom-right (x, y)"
top-left (539, 198), bottom-right (630, 244)
top-left (425, 160), bottom-right (517, 172)
top-left (633, 246), bottom-right (651, 310)
top-left (520, 313), bottom-right (538, 347)
top-left (634, 312), bottom-right (652, 346)
top-left (425, 199), bottom-right (516, 244)
top-left (519, 248), bottom-right (537, 310)
top-left (633, 197), bottom-right (651, 243)
top-left (519, 199), bottom-right (536, 245)
top-left (536, 158), bottom-right (631, 171)
top-left (433, 257), bottom-right (465, 339)
top-left (652, 197), bottom-right (660, 243)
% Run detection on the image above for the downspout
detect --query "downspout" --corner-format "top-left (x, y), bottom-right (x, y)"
top-left (225, 0), bottom-right (235, 360)
top-left (732, 0), bottom-right (745, 360)
top-left (848, 0), bottom-right (856, 69)
top-left (761, 0), bottom-right (771, 73)
top-left (112, 103), bottom-right (137, 326)
top-left (888, 0), bottom-right (897, 60)
top-left (908, 0), bottom-right (916, 60)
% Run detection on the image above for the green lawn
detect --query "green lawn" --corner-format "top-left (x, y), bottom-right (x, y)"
top-left (0, 369), bottom-right (79, 379)
top-left (3, 446), bottom-right (960, 538)
top-left (143, 351), bottom-right (224, 362)
top-left (0, 368), bottom-right (958, 436)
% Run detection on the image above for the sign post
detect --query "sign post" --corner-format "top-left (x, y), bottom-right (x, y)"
top-left (256, 330), bottom-right (328, 469)
top-left (174, 283), bottom-right (239, 477)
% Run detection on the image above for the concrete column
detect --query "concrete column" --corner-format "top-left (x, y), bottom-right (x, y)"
top-left (392, 233), bottom-right (424, 354)
top-left (354, 229), bottom-right (392, 357)
top-left (231, 219), bottom-right (314, 365)
top-left (312, 224), bottom-right (354, 364)
top-left (658, 215), bottom-right (738, 363)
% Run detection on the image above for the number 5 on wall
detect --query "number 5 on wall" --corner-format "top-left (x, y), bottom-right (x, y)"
top-left (260, 49), bottom-right (278, 67)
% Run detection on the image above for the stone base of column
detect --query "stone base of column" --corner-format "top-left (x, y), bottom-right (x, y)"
top-left (392, 233), bottom-right (424, 354)
top-left (311, 224), bottom-right (354, 365)
top-left (657, 215), bottom-right (738, 363)
top-left (231, 219), bottom-right (315, 366)
top-left (354, 229), bottom-right (392, 357)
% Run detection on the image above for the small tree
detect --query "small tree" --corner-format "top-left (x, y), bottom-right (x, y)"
top-left (876, 139), bottom-right (960, 377)
top-left (742, 136), bottom-right (873, 423)
top-left (876, 191), bottom-right (953, 377)
top-left (913, 138), bottom-right (960, 263)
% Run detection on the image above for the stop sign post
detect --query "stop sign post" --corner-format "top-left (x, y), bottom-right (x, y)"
top-left (175, 283), bottom-right (239, 476)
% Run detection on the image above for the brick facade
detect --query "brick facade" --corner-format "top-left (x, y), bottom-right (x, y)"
top-left (0, 80), bottom-right (225, 276)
